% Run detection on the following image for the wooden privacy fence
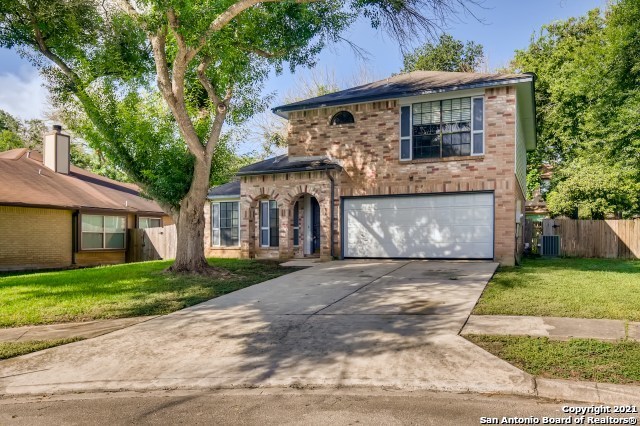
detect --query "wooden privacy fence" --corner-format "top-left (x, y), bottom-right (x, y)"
top-left (127, 225), bottom-right (177, 262)
top-left (541, 218), bottom-right (640, 259)
top-left (524, 219), bottom-right (543, 254)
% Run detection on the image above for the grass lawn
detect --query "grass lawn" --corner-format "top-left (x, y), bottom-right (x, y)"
top-left (0, 338), bottom-right (84, 360)
top-left (467, 335), bottom-right (640, 385)
top-left (473, 258), bottom-right (640, 321)
top-left (0, 258), bottom-right (298, 328)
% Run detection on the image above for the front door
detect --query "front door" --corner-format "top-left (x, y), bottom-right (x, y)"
top-left (311, 197), bottom-right (321, 253)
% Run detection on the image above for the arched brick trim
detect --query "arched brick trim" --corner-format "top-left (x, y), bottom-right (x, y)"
top-left (241, 171), bottom-right (338, 261)
top-left (285, 190), bottom-right (326, 259)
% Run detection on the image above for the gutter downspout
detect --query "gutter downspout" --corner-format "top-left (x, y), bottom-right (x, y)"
top-left (325, 170), bottom-right (335, 259)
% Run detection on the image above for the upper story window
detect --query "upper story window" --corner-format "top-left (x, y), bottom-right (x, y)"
top-left (330, 111), bottom-right (355, 125)
top-left (400, 96), bottom-right (484, 161)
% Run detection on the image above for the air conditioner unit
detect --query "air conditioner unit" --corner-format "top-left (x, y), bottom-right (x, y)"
top-left (541, 235), bottom-right (561, 257)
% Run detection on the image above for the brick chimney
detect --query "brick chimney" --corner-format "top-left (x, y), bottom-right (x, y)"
top-left (43, 125), bottom-right (70, 174)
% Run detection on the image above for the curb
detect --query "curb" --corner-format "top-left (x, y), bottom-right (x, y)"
top-left (535, 378), bottom-right (640, 404)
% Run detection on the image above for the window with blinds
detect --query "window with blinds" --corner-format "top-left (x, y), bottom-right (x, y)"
top-left (211, 202), bottom-right (240, 247)
top-left (260, 200), bottom-right (279, 247)
top-left (400, 96), bottom-right (484, 160)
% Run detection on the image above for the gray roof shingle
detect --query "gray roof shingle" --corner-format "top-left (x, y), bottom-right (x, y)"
top-left (207, 180), bottom-right (240, 199)
top-left (236, 155), bottom-right (341, 176)
top-left (273, 71), bottom-right (533, 116)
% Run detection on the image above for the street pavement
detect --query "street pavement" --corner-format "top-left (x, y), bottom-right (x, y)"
top-left (0, 388), bottom-right (619, 426)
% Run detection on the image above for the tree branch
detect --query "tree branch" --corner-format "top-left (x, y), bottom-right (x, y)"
top-left (150, 28), bottom-right (205, 159)
top-left (196, 59), bottom-right (222, 106)
top-left (195, 0), bottom-right (324, 54)
top-left (167, 8), bottom-right (197, 62)
top-left (149, 29), bottom-right (173, 99)
top-left (196, 59), bottom-right (231, 160)
top-left (242, 46), bottom-right (285, 59)
top-left (115, 0), bottom-right (140, 18)
top-left (204, 105), bottom-right (228, 160)
top-left (166, 10), bottom-right (194, 107)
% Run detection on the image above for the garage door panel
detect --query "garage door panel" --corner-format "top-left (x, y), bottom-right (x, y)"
top-left (348, 208), bottom-right (493, 229)
top-left (377, 226), bottom-right (491, 242)
top-left (349, 206), bottom-right (490, 227)
top-left (343, 193), bottom-right (494, 259)
top-left (346, 194), bottom-right (493, 211)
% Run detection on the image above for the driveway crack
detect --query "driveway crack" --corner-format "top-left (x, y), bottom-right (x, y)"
top-left (310, 261), bottom-right (411, 316)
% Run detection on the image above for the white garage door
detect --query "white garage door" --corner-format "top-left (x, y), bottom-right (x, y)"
top-left (342, 192), bottom-right (494, 259)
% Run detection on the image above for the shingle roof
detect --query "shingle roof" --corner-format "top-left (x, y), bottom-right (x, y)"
top-left (0, 148), bottom-right (164, 214)
top-left (273, 70), bottom-right (534, 116)
top-left (236, 155), bottom-right (342, 176)
top-left (207, 180), bottom-right (240, 199)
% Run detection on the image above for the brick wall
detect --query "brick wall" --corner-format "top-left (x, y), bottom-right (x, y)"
top-left (0, 206), bottom-right (166, 271)
top-left (75, 250), bottom-right (125, 267)
top-left (0, 206), bottom-right (73, 271)
top-left (240, 171), bottom-right (337, 261)
top-left (278, 86), bottom-right (520, 264)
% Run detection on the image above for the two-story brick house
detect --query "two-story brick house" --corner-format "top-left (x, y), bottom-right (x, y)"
top-left (206, 71), bottom-right (536, 265)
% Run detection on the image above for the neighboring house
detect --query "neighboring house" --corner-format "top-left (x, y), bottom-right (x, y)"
top-left (525, 165), bottom-right (553, 222)
top-left (0, 126), bottom-right (170, 271)
top-left (206, 71), bottom-right (536, 265)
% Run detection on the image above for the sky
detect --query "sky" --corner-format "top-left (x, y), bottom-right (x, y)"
top-left (0, 0), bottom-right (605, 123)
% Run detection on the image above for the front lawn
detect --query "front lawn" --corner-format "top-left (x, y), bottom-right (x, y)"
top-left (0, 259), bottom-right (297, 328)
top-left (468, 335), bottom-right (640, 385)
top-left (0, 338), bottom-right (84, 360)
top-left (473, 258), bottom-right (640, 321)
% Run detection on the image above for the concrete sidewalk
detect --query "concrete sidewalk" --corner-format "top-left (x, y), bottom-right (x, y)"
top-left (0, 317), bottom-right (158, 343)
top-left (462, 315), bottom-right (640, 341)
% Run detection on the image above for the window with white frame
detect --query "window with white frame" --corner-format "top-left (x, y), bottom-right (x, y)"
top-left (400, 96), bottom-right (484, 160)
top-left (81, 214), bottom-right (126, 250)
top-left (139, 217), bottom-right (162, 229)
top-left (260, 200), bottom-right (279, 247)
top-left (211, 201), bottom-right (240, 247)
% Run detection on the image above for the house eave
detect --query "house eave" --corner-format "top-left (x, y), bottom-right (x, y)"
top-left (273, 76), bottom-right (534, 119)
top-left (236, 164), bottom-right (342, 177)
top-left (207, 195), bottom-right (241, 201)
top-left (0, 201), bottom-right (164, 215)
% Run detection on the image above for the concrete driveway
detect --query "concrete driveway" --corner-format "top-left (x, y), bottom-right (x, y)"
top-left (0, 260), bottom-right (534, 396)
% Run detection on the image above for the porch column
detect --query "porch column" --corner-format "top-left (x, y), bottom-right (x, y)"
top-left (319, 195), bottom-right (332, 261)
top-left (278, 203), bottom-right (293, 260)
top-left (240, 195), bottom-right (254, 259)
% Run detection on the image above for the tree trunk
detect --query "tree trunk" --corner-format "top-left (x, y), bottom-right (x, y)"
top-left (169, 198), bottom-right (209, 273)
top-left (167, 156), bottom-right (218, 274)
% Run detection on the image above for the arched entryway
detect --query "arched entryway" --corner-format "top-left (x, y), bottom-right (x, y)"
top-left (291, 193), bottom-right (321, 257)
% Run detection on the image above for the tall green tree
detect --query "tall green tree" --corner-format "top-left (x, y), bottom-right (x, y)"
top-left (402, 33), bottom-right (484, 73)
top-left (511, 0), bottom-right (640, 218)
top-left (0, 109), bottom-right (46, 151)
top-left (0, 0), bottom-right (479, 273)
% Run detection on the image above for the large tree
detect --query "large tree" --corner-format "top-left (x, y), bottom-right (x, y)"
top-left (511, 0), bottom-right (640, 218)
top-left (401, 33), bottom-right (484, 73)
top-left (0, 0), bottom-right (478, 273)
